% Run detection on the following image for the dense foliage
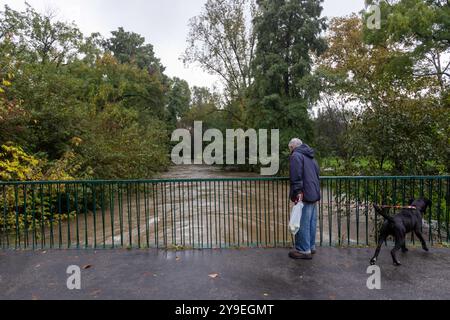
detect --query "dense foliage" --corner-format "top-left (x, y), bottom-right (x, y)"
top-left (0, 4), bottom-right (176, 180)
top-left (185, 0), bottom-right (448, 176)
top-left (1, 0), bottom-right (449, 181)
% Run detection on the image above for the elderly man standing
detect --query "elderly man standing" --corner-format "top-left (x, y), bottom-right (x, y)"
top-left (288, 138), bottom-right (321, 260)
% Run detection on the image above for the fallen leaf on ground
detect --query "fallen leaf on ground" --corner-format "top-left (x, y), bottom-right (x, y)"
top-left (208, 273), bottom-right (219, 279)
top-left (82, 265), bottom-right (92, 270)
top-left (90, 289), bottom-right (102, 297)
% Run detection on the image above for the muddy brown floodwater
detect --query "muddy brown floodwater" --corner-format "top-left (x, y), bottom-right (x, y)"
top-left (18, 165), bottom-right (445, 250)
top-left (37, 165), bottom-right (406, 250)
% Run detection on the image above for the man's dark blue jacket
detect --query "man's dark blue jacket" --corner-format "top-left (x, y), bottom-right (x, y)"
top-left (289, 144), bottom-right (321, 203)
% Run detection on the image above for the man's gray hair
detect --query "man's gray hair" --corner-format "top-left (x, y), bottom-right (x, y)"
top-left (288, 138), bottom-right (303, 149)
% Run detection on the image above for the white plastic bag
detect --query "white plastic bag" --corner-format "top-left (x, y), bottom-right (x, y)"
top-left (289, 202), bottom-right (303, 236)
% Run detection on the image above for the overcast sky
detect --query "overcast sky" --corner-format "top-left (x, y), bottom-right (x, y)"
top-left (2, 0), bottom-right (366, 89)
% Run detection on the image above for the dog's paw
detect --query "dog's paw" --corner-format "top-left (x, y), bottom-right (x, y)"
top-left (393, 261), bottom-right (402, 267)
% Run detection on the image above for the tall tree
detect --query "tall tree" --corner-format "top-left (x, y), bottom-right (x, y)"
top-left (183, 0), bottom-right (256, 101)
top-left (167, 77), bottom-right (191, 127)
top-left (319, 14), bottom-right (448, 174)
top-left (365, 0), bottom-right (450, 105)
top-left (105, 27), bottom-right (165, 75)
top-left (249, 0), bottom-right (327, 151)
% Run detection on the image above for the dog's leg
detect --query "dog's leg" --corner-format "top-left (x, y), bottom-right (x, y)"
top-left (402, 244), bottom-right (408, 253)
top-left (391, 243), bottom-right (402, 266)
top-left (415, 229), bottom-right (429, 252)
top-left (391, 233), bottom-right (404, 266)
top-left (370, 235), bottom-right (386, 265)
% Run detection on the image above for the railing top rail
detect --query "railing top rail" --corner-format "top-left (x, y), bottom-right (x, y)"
top-left (0, 176), bottom-right (448, 186)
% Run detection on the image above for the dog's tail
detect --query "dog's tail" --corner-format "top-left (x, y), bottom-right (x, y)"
top-left (374, 205), bottom-right (395, 222)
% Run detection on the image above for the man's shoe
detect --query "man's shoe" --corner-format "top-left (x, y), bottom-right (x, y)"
top-left (311, 250), bottom-right (317, 255)
top-left (289, 250), bottom-right (313, 260)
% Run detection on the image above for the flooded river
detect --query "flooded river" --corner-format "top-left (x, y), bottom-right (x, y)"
top-left (4, 165), bottom-right (445, 250)
top-left (30, 165), bottom-right (381, 250)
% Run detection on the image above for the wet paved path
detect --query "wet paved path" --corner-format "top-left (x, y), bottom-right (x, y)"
top-left (1, 247), bottom-right (450, 300)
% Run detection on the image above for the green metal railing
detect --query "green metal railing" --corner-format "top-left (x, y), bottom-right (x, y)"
top-left (0, 176), bottom-right (449, 250)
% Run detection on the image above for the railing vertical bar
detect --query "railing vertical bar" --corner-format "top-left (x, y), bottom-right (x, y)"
top-left (74, 183), bottom-right (80, 249)
top-left (318, 181), bottom-right (322, 247)
top-left (365, 179), bottom-right (369, 246)
top-left (264, 180), bottom-right (268, 247)
top-left (374, 180), bottom-right (378, 244)
top-left (446, 178), bottom-right (450, 243)
top-left (337, 179), bottom-right (341, 246)
top-left (127, 183), bottom-right (132, 248)
top-left (186, 181), bottom-right (191, 248)
top-left (328, 179), bottom-right (332, 246)
top-left (283, 180), bottom-right (287, 247)
top-left (200, 181), bottom-right (204, 249)
top-left (254, 180), bottom-right (259, 247)
top-left (214, 181), bottom-right (218, 248)
top-left (205, 181), bottom-right (210, 249)
top-left (144, 183), bottom-right (150, 248)
top-left (272, 180), bottom-right (276, 247)
top-left (217, 180), bottom-right (222, 249)
top-left (31, 184), bottom-right (36, 250)
top-left (209, 180), bottom-right (213, 249)
top-left (195, 181), bottom-right (200, 249)
top-left (161, 182), bottom-right (166, 248)
top-left (65, 184), bottom-right (71, 249)
top-left (82, 184), bottom-right (88, 249)
top-left (238, 180), bottom-right (243, 248)
top-left (346, 179), bottom-right (350, 246)
top-left (411, 178), bottom-right (416, 244)
top-left (23, 184), bottom-right (28, 249)
top-left (428, 179), bottom-right (433, 245)
top-left (245, 181), bottom-right (249, 247)
top-left (151, 182), bottom-right (158, 248)
top-left (14, 185), bottom-right (19, 249)
top-left (57, 184), bottom-right (62, 249)
top-left (2, 185), bottom-right (9, 248)
top-left (392, 179), bottom-right (398, 216)
top-left (249, 181), bottom-right (254, 247)
top-left (110, 183), bottom-right (115, 249)
top-left (225, 181), bottom-right (229, 247)
top-left (355, 179), bottom-right (360, 246)
top-left (437, 178), bottom-right (442, 243)
top-left (92, 184), bottom-right (97, 249)
top-left (118, 183), bottom-right (124, 248)
top-left (179, 181), bottom-right (184, 248)
top-left (168, 181), bottom-right (174, 248)
top-left (275, 180), bottom-right (279, 247)
top-left (39, 184), bottom-right (45, 249)
top-left (230, 180), bottom-right (235, 246)
top-left (100, 184), bottom-right (106, 248)
top-left (191, 181), bottom-right (195, 248)
top-left (136, 182), bottom-right (141, 249)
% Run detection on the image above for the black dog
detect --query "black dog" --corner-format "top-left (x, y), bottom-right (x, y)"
top-left (370, 199), bottom-right (431, 266)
